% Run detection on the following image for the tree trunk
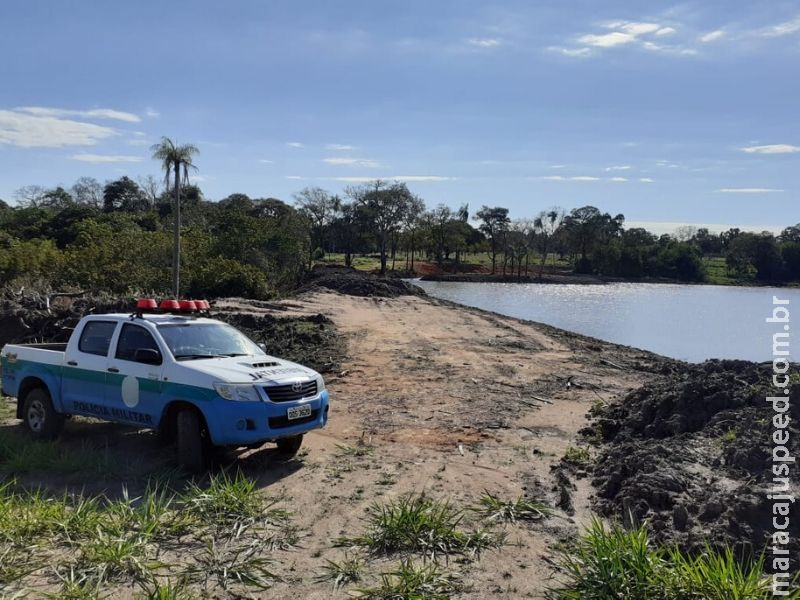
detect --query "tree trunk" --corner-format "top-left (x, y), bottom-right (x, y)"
top-left (172, 165), bottom-right (181, 297)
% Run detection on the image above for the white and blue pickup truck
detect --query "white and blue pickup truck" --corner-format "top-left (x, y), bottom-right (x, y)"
top-left (0, 308), bottom-right (330, 471)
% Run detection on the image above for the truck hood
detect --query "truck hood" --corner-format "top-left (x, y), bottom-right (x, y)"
top-left (175, 354), bottom-right (320, 385)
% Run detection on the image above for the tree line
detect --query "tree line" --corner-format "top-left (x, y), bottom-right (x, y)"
top-left (1, 175), bottom-right (799, 299)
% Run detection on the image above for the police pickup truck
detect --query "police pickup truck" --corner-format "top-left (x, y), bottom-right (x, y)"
top-left (0, 299), bottom-right (330, 471)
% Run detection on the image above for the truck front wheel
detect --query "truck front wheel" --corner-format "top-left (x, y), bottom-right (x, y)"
top-left (23, 388), bottom-right (64, 441)
top-left (176, 409), bottom-right (206, 473)
top-left (276, 434), bottom-right (304, 456)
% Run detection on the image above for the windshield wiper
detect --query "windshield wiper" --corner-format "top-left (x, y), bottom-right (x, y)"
top-left (174, 354), bottom-right (223, 361)
top-left (220, 353), bottom-right (249, 357)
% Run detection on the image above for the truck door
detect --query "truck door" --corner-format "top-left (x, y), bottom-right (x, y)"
top-left (62, 320), bottom-right (118, 415)
top-left (105, 323), bottom-right (164, 427)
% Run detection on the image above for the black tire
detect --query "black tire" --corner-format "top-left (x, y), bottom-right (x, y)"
top-left (22, 387), bottom-right (64, 440)
top-left (276, 434), bottom-right (303, 456)
top-left (176, 409), bottom-right (205, 473)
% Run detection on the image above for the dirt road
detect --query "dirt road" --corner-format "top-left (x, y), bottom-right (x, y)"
top-left (216, 291), bottom-right (667, 598)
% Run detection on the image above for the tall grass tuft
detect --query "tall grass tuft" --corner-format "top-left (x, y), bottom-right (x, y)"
top-left (353, 558), bottom-right (463, 600)
top-left (340, 493), bottom-right (502, 560)
top-left (474, 491), bottom-right (552, 524)
top-left (552, 518), bottom-right (800, 600)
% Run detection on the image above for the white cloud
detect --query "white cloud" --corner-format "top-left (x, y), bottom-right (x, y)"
top-left (15, 106), bottom-right (140, 123)
top-left (323, 157), bottom-right (382, 168)
top-left (466, 37), bottom-right (503, 48)
top-left (618, 22), bottom-right (662, 35)
top-left (717, 188), bottom-right (783, 193)
top-left (285, 175), bottom-right (304, 180)
top-left (548, 46), bottom-right (592, 57)
top-left (287, 142), bottom-right (304, 148)
top-left (542, 175), bottom-right (601, 181)
top-left (70, 153), bottom-right (143, 163)
top-left (549, 164), bottom-right (567, 169)
top-left (565, 21), bottom-right (695, 57)
top-left (325, 143), bottom-right (355, 151)
top-left (610, 176), bottom-right (628, 182)
top-left (332, 175), bottom-right (453, 183)
top-left (259, 159), bottom-right (274, 164)
top-left (699, 30), bottom-right (725, 43)
top-left (0, 109), bottom-right (118, 147)
top-left (145, 108), bottom-right (160, 118)
top-left (605, 165), bottom-right (631, 171)
top-left (578, 31), bottom-right (636, 48)
top-left (757, 16), bottom-right (800, 38)
top-left (639, 177), bottom-right (655, 183)
top-left (740, 144), bottom-right (800, 154)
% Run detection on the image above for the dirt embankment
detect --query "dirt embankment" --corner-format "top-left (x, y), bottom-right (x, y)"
top-left (589, 360), bottom-right (800, 567)
top-left (298, 264), bottom-right (426, 297)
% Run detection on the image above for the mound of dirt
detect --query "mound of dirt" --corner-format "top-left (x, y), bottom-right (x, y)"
top-left (215, 312), bottom-right (342, 374)
top-left (297, 265), bottom-right (425, 298)
top-left (589, 359), bottom-right (799, 565)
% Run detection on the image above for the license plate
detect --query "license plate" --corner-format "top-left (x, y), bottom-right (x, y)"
top-left (287, 404), bottom-right (312, 420)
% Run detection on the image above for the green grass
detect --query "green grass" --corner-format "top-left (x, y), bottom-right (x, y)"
top-left (552, 519), bottom-right (800, 600)
top-left (703, 256), bottom-right (739, 285)
top-left (181, 470), bottom-right (288, 534)
top-left (339, 493), bottom-right (503, 560)
top-left (0, 473), bottom-right (295, 596)
top-left (317, 552), bottom-right (366, 590)
top-left (335, 440), bottom-right (375, 457)
top-left (352, 559), bottom-right (464, 600)
top-left (183, 538), bottom-right (280, 592)
top-left (562, 446), bottom-right (592, 469)
top-left (473, 491), bottom-right (552, 524)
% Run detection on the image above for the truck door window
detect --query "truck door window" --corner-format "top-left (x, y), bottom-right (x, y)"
top-left (116, 324), bottom-right (161, 363)
top-left (78, 321), bottom-right (117, 356)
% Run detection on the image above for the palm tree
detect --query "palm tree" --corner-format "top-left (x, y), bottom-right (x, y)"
top-left (151, 137), bottom-right (199, 297)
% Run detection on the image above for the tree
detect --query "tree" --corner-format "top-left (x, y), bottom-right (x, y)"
top-left (151, 137), bottom-right (199, 297)
top-left (39, 187), bottom-right (75, 209)
top-left (475, 206), bottom-right (510, 274)
top-left (401, 195), bottom-right (425, 272)
top-left (347, 180), bottom-right (413, 275)
top-left (137, 175), bottom-right (163, 208)
top-left (71, 177), bottom-right (103, 208)
top-left (13, 185), bottom-right (46, 207)
top-left (562, 206), bottom-right (623, 273)
top-left (294, 186), bottom-right (337, 266)
top-left (103, 177), bottom-right (149, 212)
top-left (533, 208), bottom-right (564, 279)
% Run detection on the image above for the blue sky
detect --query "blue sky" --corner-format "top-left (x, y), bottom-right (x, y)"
top-left (1, 0), bottom-right (798, 233)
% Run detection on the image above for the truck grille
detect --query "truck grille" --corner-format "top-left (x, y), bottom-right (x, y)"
top-left (269, 409), bottom-right (320, 429)
top-left (263, 380), bottom-right (317, 403)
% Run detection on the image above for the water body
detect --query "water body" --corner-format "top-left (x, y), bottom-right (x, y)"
top-left (414, 280), bottom-right (800, 363)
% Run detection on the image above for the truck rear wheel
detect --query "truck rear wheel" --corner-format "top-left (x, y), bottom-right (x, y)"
top-left (276, 434), bottom-right (304, 456)
top-left (176, 409), bottom-right (205, 473)
top-left (23, 388), bottom-right (64, 441)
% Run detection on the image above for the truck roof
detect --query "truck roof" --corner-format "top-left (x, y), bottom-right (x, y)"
top-left (84, 313), bottom-right (222, 325)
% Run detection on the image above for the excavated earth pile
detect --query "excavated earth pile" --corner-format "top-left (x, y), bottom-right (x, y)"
top-left (297, 264), bottom-right (426, 298)
top-left (589, 359), bottom-right (800, 566)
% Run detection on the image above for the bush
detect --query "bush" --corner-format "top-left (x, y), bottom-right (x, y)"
top-left (186, 257), bottom-right (271, 299)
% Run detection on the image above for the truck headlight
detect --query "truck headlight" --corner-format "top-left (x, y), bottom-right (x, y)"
top-left (317, 376), bottom-right (326, 392)
top-left (213, 383), bottom-right (261, 402)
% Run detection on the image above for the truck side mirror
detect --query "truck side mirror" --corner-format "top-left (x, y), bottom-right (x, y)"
top-left (258, 343), bottom-right (267, 353)
top-left (134, 348), bottom-right (162, 365)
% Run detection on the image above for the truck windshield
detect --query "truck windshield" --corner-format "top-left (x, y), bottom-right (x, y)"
top-left (157, 323), bottom-right (265, 360)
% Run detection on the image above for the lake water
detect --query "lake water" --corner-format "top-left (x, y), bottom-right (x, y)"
top-left (413, 280), bottom-right (800, 363)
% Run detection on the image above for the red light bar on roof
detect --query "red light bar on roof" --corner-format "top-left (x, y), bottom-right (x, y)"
top-left (159, 299), bottom-right (180, 311)
top-left (136, 298), bottom-right (157, 310)
top-left (178, 300), bottom-right (197, 312)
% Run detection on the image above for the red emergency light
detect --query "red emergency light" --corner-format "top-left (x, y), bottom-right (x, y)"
top-left (194, 299), bottom-right (210, 310)
top-left (136, 298), bottom-right (158, 310)
top-left (159, 299), bottom-right (180, 311)
top-left (178, 300), bottom-right (198, 312)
